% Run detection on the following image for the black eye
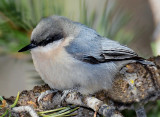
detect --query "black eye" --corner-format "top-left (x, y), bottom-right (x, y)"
top-left (46, 37), bottom-right (52, 42)
top-left (51, 33), bottom-right (64, 41)
top-left (38, 33), bottom-right (64, 46)
top-left (46, 37), bottom-right (51, 40)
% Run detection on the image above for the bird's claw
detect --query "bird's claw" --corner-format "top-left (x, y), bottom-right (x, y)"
top-left (38, 89), bottom-right (58, 103)
top-left (61, 89), bottom-right (75, 105)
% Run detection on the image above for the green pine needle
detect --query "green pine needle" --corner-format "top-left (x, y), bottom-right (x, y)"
top-left (0, 96), bottom-right (3, 102)
top-left (0, 109), bottom-right (8, 117)
top-left (0, 92), bottom-right (20, 117)
top-left (10, 92), bottom-right (20, 108)
top-left (38, 107), bottom-right (68, 114)
top-left (38, 106), bottom-right (79, 117)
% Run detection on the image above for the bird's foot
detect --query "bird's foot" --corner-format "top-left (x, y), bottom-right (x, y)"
top-left (61, 89), bottom-right (76, 105)
top-left (38, 89), bottom-right (58, 104)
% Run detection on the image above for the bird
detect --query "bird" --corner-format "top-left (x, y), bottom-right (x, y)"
top-left (18, 15), bottom-right (149, 95)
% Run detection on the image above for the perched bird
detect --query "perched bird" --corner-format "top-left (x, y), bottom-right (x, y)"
top-left (19, 16), bottom-right (146, 95)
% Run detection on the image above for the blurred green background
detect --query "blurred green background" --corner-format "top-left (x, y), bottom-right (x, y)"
top-left (0, 0), bottom-right (160, 117)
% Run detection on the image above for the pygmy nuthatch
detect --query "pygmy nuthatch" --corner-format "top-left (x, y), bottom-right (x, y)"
top-left (19, 16), bottom-right (146, 95)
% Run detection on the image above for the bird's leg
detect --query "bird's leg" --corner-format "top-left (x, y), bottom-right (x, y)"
top-left (38, 89), bottom-right (58, 103)
top-left (135, 106), bottom-right (146, 117)
top-left (61, 89), bottom-right (76, 105)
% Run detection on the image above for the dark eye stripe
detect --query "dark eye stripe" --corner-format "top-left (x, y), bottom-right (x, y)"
top-left (31, 33), bottom-right (64, 46)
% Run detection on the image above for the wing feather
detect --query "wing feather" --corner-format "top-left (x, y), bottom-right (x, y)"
top-left (100, 38), bottom-right (141, 60)
top-left (65, 29), bottom-right (142, 64)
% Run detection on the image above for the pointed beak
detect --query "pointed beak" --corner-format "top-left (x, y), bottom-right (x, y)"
top-left (18, 43), bottom-right (37, 52)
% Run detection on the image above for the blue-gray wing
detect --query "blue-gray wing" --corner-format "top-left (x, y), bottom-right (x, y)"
top-left (81, 37), bottom-right (142, 64)
top-left (66, 36), bottom-right (142, 64)
top-left (65, 25), bottom-right (141, 64)
top-left (100, 38), bottom-right (139, 60)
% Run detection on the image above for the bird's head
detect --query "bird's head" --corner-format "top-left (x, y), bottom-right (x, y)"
top-left (18, 16), bottom-right (80, 53)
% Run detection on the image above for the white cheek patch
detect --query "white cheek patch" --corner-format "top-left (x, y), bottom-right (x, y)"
top-left (32, 39), bottom-right (63, 53)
